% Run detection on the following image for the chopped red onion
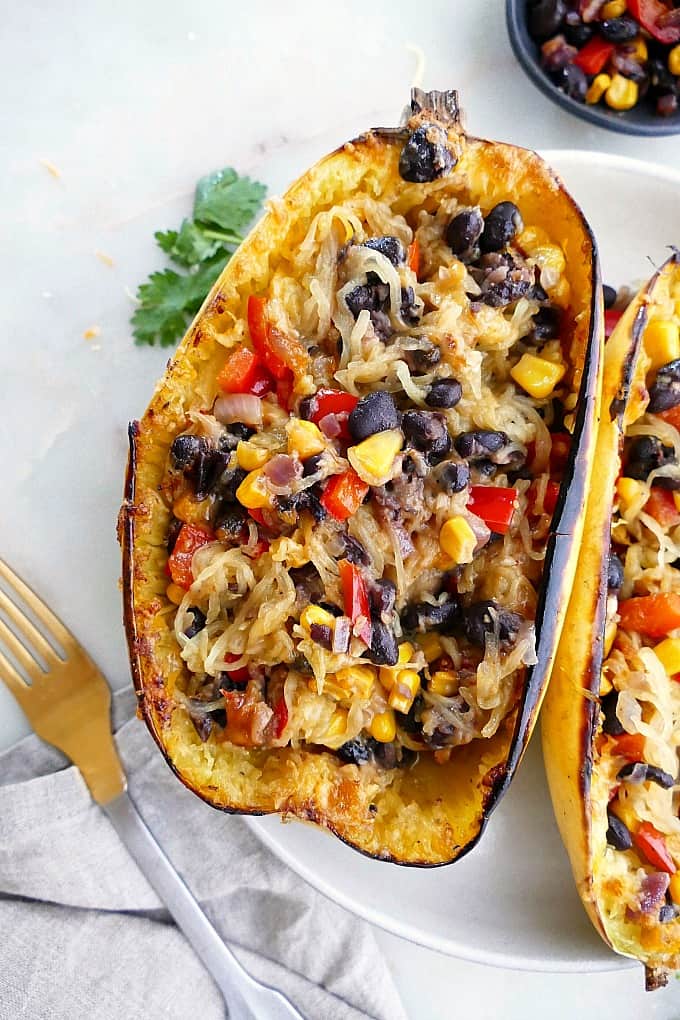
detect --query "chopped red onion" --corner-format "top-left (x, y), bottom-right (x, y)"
top-left (638, 872), bottom-right (670, 915)
top-left (319, 412), bottom-right (342, 438)
top-left (332, 616), bottom-right (352, 654)
top-left (214, 393), bottom-right (263, 426)
top-left (263, 454), bottom-right (301, 487)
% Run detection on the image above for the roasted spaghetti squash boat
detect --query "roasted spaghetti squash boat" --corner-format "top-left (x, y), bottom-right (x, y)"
top-left (121, 89), bottom-right (602, 865)
top-left (543, 252), bottom-right (680, 987)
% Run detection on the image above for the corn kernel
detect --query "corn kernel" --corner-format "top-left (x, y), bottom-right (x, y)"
top-left (326, 709), bottom-right (348, 740)
top-left (611, 798), bottom-right (637, 834)
top-left (530, 244), bottom-right (566, 279)
top-left (166, 583), bottom-right (185, 605)
top-left (674, 300), bottom-right (680, 319)
top-left (286, 418), bottom-right (326, 459)
top-left (348, 429), bottom-right (403, 485)
top-left (235, 468), bottom-right (271, 509)
top-left (517, 225), bottom-right (550, 253)
top-left (616, 476), bottom-right (645, 513)
top-left (388, 669), bottom-right (421, 714)
top-left (173, 492), bottom-right (212, 524)
top-left (669, 45), bottom-right (680, 77)
top-left (511, 353), bottom-right (566, 399)
top-left (669, 872), bottom-right (680, 905)
top-left (300, 604), bottom-right (337, 632)
top-left (429, 670), bottom-right (459, 697)
top-left (644, 320), bottom-right (680, 371)
top-left (602, 0), bottom-right (626, 16)
top-left (370, 710), bottom-right (397, 743)
top-left (605, 74), bottom-right (638, 111)
top-left (628, 37), bottom-right (647, 62)
top-left (600, 669), bottom-right (613, 697)
top-left (379, 643), bottom-right (415, 690)
top-left (653, 637), bottom-right (680, 676)
top-left (439, 516), bottom-right (477, 564)
top-left (418, 633), bottom-right (443, 662)
top-left (236, 440), bottom-right (269, 471)
top-left (603, 619), bottom-right (617, 660)
top-left (586, 73), bottom-right (612, 105)
top-left (335, 665), bottom-right (376, 700)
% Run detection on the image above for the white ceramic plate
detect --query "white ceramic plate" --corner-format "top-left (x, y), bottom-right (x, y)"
top-left (248, 150), bottom-right (680, 973)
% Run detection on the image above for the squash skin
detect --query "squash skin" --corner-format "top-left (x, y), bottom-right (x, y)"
top-left (542, 252), bottom-right (680, 986)
top-left (120, 90), bottom-right (603, 866)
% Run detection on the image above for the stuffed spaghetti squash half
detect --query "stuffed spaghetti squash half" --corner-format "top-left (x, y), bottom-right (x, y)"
top-left (121, 89), bottom-right (602, 865)
top-left (543, 252), bottom-right (680, 986)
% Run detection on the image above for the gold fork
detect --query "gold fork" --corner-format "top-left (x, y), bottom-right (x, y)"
top-left (0, 558), bottom-right (305, 1020)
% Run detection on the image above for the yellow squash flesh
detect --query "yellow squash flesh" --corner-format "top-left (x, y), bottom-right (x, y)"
top-left (543, 253), bottom-right (680, 987)
top-left (121, 89), bottom-right (602, 865)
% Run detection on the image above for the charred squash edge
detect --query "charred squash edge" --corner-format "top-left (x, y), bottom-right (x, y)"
top-left (120, 88), bottom-right (603, 865)
top-left (542, 250), bottom-right (680, 984)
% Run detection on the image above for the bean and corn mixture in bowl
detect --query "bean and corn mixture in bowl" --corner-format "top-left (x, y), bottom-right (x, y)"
top-left (160, 190), bottom-right (577, 773)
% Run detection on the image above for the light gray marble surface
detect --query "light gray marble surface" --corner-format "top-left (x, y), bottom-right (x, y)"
top-left (3, 1), bottom-right (680, 1016)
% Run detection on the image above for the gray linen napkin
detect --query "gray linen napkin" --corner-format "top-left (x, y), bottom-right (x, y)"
top-left (0, 687), bottom-right (407, 1020)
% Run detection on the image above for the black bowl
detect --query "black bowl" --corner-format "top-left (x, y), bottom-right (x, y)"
top-left (506, 0), bottom-right (680, 136)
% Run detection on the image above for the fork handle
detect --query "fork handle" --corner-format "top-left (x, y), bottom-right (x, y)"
top-left (102, 792), bottom-right (303, 1020)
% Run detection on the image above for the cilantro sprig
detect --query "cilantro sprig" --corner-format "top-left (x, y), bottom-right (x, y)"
top-left (132, 168), bottom-right (266, 347)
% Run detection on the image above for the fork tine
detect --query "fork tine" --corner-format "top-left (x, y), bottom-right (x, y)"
top-left (0, 584), bottom-right (61, 665)
top-left (0, 644), bottom-right (30, 701)
top-left (0, 559), bottom-right (71, 657)
top-left (0, 615), bottom-right (45, 680)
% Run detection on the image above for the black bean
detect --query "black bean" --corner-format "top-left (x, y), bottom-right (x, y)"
top-left (426, 378), bottom-right (463, 409)
top-left (401, 598), bottom-right (460, 634)
top-left (277, 489), bottom-right (326, 523)
top-left (455, 430), bottom-right (508, 460)
top-left (348, 390), bottom-right (401, 441)
top-left (608, 552), bottom-right (625, 592)
top-left (563, 13), bottom-right (592, 48)
top-left (648, 360), bottom-right (680, 413)
top-left (648, 58), bottom-right (677, 98)
top-left (617, 762), bottom-right (676, 789)
top-left (462, 600), bottom-right (522, 648)
top-left (208, 708), bottom-right (227, 729)
top-left (399, 693), bottom-right (425, 734)
top-left (606, 809), bottom-right (633, 851)
top-left (340, 533), bottom-right (370, 566)
top-left (214, 504), bottom-right (248, 537)
top-left (298, 395), bottom-right (315, 420)
top-left (369, 579), bottom-right (397, 617)
top-left (345, 281), bottom-right (390, 319)
top-left (170, 434), bottom-right (209, 470)
top-left (479, 202), bottom-right (524, 254)
top-left (601, 690), bottom-right (624, 736)
top-left (303, 452), bottom-right (325, 477)
top-left (476, 252), bottom-right (534, 307)
top-left (658, 94), bottom-right (679, 118)
top-left (310, 623), bottom-right (333, 650)
top-left (529, 0), bottom-right (567, 38)
top-left (213, 465), bottom-right (247, 503)
top-left (438, 462), bottom-right (470, 493)
top-left (318, 601), bottom-right (343, 618)
top-left (369, 738), bottom-right (399, 769)
top-left (603, 284), bottom-right (618, 310)
top-left (194, 451), bottom-right (233, 500)
top-left (600, 16), bottom-right (638, 42)
top-left (402, 411), bottom-right (451, 464)
top-left (555, 62), bottom-right (587, 102)
top-left (183, 606), bottom-right (206, 639)
top-left (362, 236), bottom-right (406, 266)
top-left (445, 208), bottom-right (484, 262)
top-left (167, 515), bottom-right (183, 554)
top-left (528, 305), bottom-right (562, 343)
top-left (218, 671), bottom-right (248, 692)
top-left (225, 422), bottom-right (255, 443)
top-left (337, 738), bottom-right (371, 765)
top-left (400, 286), bottom-right (421, 326)
top-left (398, 123), bottom-right (455, 183)
top-left (625, 436), bottom-right (677, 485)
top-left (609, 51), bottom-right (648, 84)
top-left (402, 340), bottom-right (442, 374)
top-left (659, 904), bottom-right (679, 924)
top-left (366, 618), bottom-right (399, 666)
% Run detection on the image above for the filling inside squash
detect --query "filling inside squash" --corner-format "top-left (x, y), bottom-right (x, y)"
top-left (595, 270), bottom-right (680, 955)
top-left (159, 184), bottom-right (576, 774)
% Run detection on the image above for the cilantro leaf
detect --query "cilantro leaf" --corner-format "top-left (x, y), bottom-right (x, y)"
top-left (132, 167), bottom-right (266, 347)
top-left (194, 168), bottom-right (266, 234)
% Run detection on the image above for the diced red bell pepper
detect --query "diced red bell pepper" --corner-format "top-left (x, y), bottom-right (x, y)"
top-left (407, 238), bottom-right (420, 276)
top-left (309, 389), bottom-right (359, 441)
top-left (247, 295), bottom-right (307, 381)
top-left (167, 523), bottom-right (215, 589)
top-left (223, 653), bottom-right (250, 685)
top-left (644, 487), bottom-right (680, 529)
top-left (247, 508), bottom-right (267, 526)
top-left (320, 470), bottom-right (369, 521)
top-left (272, 696), bottom-right (289, 738)
top-left (618, 593), bottom-right (680, 638)
top-left (467, 486), bottom-right (518, 534)
top-left (605, 308), bottom-right (623, 340)
top-left (628, 0), bottom-right (680, 44)
top-left (338, 558), bottom-right (372, 646)
top-left (574, 37), bottom-right (615, 76)
top-left (658, 405), bottom-right (680, 432)
top-left (633, 822), bottom-right (677, 874)
top-left (275, 371), bottom-right (295, 410)
top-left (217, 347), bottom-right (273, 396)
top-left (550, 433), bottom-right (571, 474)
top-left (612, 732), bottom-right (646, 762)
top-left (544, 480), bottom-right (561, 515)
